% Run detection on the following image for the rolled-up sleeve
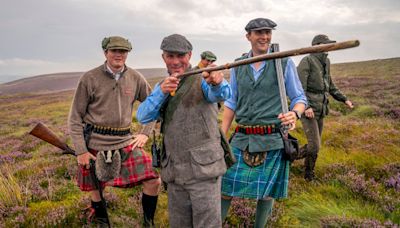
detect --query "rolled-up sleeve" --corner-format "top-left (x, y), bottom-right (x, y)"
top-left (137, 83), bottom-right (169, 124)
top-left (285, 58), bottom-right (308, 110)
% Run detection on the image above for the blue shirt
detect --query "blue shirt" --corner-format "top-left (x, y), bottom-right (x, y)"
top-left (137, 77), bottom-right (231, 124)
top-left (224, 51), bottom-right (307, 111)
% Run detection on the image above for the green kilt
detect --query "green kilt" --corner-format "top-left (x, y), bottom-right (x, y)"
top-left (221, 146), bottom-right (290, 199)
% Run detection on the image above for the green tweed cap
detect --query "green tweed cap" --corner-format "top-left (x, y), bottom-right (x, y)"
top-left (102, 36), bottom-right (132, 51)
top-left (312, 34), bottom-right (336, 46)
top-left (160, 34), bottom-right (193, 54)
top-left (201, 51), bottom-right (217, 61)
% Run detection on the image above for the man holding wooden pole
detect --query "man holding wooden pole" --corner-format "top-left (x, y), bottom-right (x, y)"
top-left (220, 18), bottom-right (307, 227)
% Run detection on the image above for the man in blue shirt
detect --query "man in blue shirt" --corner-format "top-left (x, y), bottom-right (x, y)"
top-left (137, 34), bottom-right (231, 227)
top-left (220, 18), bottom-right (307, 227)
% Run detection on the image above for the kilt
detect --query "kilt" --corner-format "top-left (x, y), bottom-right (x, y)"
top-left (77, 144), bottom-right (159, 191)
top-left (221, 146), bottom-right (290, 200)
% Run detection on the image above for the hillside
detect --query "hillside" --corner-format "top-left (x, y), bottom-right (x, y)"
top-left (0, 58), bottom-right (399, 227)
top-left (0, 68), bottom-right (167, 95)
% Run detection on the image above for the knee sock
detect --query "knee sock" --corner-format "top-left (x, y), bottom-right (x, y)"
top-left (254, 198), bottom-right (274, 228)
top-left (91, 200), bottom-right (107, 219)
top-left (142, 193), bottom-right (158, 225)
top-left (221, 198), bottom-right (232, 222)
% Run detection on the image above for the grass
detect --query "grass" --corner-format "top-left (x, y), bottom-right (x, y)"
top-left (0, 58), bottom-right (399, 226)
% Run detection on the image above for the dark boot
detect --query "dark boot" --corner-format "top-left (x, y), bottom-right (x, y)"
top-left (304, 154), bottom-right (317, 181)
top-left (142, 193), bottom-right (158, 227)
top-left (91, 201), bottom-right (109, 226)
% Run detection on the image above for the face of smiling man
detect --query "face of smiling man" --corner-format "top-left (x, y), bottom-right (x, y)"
top-left (246, 29), bottom-right (272, 56)
top-left (162, 51), bottom-right (192, 75)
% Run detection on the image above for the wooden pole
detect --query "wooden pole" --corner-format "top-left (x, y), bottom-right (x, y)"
top-left (177, 40), bottom-right (360, 78)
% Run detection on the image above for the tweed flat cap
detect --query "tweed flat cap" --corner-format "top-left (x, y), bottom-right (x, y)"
top-left (160, 34), bottom-right (193, 54)
top-left (245, 18), bottom-right (277, 32)
top-left (102, 36), bottom-right (132, 51)
top-left (312, 34), bottom-right (336, 46)
top-left (201, 51), bottom-right (217, 61)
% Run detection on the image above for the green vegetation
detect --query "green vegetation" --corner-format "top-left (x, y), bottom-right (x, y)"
top-left (0, 58), bottom-right (399, 227)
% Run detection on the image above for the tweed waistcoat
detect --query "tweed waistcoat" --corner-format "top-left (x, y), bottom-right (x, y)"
top-left (161, 74), bottom-right (226, 185)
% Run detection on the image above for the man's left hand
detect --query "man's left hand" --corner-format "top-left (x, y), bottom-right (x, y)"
top-left (278, 112), bottom-right (297, 131)
top-left (132, 134), bottom-right (149, 149)
top-left (202, 64), bottom-right (223, 86)
top-left (345, 100), bottom-right (354, 109)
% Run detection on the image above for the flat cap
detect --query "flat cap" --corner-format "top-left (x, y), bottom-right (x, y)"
top-left (102, 36), bottom-right (132, 51)
top-left (245, 18), bottom-right (277, 32)
top-left (312, 34), bottom-right (336, 46)
top-left (160, 34), bottom-right (193, 54)
top-left (201, 51), bottom-right (217, 61)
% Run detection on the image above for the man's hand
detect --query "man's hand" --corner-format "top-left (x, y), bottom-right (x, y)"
top-left (345, 100), bottom-right (354, 109)
top-left (304, 108), bottom-right (315, 119)
top-left (160, 73), bottom-right (180, 94)
top-left (77, 152), bottom-right (96, 169)
top-left (278, 112), bottom-right (297, 131)
top-left (132, 134), bottom-right (149, 149)
top-left (202, 64), bottom-right (224, 86)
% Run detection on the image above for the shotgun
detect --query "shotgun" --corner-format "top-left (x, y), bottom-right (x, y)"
top-left (29, 122), bottom-right (75, 156)
top-left (29, 122), bottom-right (111, 227)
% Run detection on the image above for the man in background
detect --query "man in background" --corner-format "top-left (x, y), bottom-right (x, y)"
top-left (297, 34), bottom-right (354, 181)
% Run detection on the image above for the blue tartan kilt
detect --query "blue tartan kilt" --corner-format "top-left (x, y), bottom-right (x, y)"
top-left (221, 146), bottom-right (290, 200)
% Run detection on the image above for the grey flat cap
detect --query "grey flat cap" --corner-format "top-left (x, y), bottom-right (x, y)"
top-left (312, 34), bottom-right (336, 46)
top-left (245, 18), bottom-right (277, 32)
top-left (160, 34), bottom-right (193, 54)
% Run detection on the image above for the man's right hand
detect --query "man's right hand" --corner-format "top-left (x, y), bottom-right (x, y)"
top-left (304, 108), bottom-right (315, 119)
top-left (77, 152), bottom-right (96, 169)
top-left (160, 74), bottom-right (180, 94)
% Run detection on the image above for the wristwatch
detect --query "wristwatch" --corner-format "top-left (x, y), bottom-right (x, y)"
top-left (292, 110), bottom-right (302, 120)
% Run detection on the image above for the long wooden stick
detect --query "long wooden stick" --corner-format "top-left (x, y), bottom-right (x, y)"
top-left (177, 40), bottom-right (360, 78)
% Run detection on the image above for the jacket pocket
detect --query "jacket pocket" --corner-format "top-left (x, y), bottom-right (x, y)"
top-left (160, 153), bottom-right (174, 183)
top-left (190, 142), bottom-right (226, 180)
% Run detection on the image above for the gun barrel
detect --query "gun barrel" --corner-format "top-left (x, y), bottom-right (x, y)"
top-left (177, 39), bottom-right (360, 78)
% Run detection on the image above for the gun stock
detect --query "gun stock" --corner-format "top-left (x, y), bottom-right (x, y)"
top-left (29, 122), bottom-right (75, 156)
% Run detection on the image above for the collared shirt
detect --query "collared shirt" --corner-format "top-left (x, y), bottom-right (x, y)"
top-left (137, 78), bottom-right (231, 124)
top-left (106, 64), bottom-right (125, 81)
top-left (224, 50), bottom-right (307, 111)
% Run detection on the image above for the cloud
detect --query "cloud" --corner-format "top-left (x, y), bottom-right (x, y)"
top-left (0, 0), bottom-right (399, 81)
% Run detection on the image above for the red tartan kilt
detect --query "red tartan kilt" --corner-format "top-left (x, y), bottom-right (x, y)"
top-left (77, 144), bottom-right (159, 191)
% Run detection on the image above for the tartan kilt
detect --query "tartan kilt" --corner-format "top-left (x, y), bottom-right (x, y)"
top-left (77, 144), bottom-right (159, 191)
top-left (221, 146), bottom-right (290, 200)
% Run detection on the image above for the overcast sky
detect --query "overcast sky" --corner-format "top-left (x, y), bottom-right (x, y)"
top-left (1, 0), bottom-right (399, 82)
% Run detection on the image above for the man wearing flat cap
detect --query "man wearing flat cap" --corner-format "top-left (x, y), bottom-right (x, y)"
top-left (220, 18), bottom-right (307, 227)
top-left (137, 33), bottom-right (231, 227)
top-left (194, 50), bottom-right (217, 69)
top-left (68, 36), bottom-right (161, 226)
top-left (297, 34), bottom-right (353, 181)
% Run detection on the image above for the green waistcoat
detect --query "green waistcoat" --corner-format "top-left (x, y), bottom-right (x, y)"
top-left (231, 56), bottom-right (288, 152)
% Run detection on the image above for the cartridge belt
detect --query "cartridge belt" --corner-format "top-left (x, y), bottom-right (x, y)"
top-left (92, 124), bottom-right (131, 136)
top-left (235, 124), bottom-right (279, 135)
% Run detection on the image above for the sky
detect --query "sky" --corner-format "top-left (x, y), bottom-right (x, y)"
top-left (1, 0), bottom-right (399, 83)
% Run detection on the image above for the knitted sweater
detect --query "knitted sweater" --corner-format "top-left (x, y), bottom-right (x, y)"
top-left (68, 63), bottom-right (154, 155)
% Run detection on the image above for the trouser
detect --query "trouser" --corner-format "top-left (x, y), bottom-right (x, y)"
top-left (300, 117), bottom-right (324, 178)
top-left (167, 177), bottom-right (222, 228)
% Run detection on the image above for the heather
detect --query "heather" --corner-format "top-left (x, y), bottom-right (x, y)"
top-left (0, 58), bottom-right (399, 227)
